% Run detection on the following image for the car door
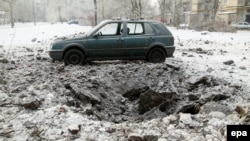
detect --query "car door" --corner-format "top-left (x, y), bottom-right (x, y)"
top-left (87, 22), bottom-right (124, 59)
top-left (123, 22), bottom-right (156, 58)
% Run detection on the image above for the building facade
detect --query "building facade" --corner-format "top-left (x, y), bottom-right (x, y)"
top-left (189, 0), bottom-right (250, 29)
top-left (219, 0), bottom-right (250, 24)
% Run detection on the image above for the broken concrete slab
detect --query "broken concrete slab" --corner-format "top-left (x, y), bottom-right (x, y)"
top-left (166, 62), bottom-right (180, 71)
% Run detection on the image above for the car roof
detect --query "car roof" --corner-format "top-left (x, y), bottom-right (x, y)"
top-left (103, 19), bottom-right (162, 24)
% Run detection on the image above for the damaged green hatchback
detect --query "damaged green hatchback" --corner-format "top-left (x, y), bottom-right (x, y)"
top-left (48, 19), bottom-right (175, 65)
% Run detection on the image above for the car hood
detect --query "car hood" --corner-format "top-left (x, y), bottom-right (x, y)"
top-left (54, 34), bottom-right (87, 43)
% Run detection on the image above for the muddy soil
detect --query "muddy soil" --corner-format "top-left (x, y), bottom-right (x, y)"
top-left (0, 50), bottom-right (240, 124)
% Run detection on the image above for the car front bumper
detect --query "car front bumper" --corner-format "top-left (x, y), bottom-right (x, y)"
top-left (48, 50), bottom-right (64, 61)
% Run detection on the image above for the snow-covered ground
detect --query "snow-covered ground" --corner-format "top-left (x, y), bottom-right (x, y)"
top-left (0, 23), bottom-right (250, 141)
top-left (170, 27), bottom-right (250, 88)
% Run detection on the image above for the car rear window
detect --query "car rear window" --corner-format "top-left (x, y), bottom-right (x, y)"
top-left (144, 23), bottom-right (155, 35)
top-left (151, 23), bottom-right (171, 35)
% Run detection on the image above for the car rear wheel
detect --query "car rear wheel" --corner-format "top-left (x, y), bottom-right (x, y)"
top-left (64, 49), bottom-right (85, 65)
top-left (147, 48), bottom-right (166, 63)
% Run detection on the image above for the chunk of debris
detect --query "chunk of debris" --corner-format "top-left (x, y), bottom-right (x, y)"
top-left (188, 75), bottom-right (219, 91)
top-left (123, 86), bottom-right (149, 101)
top-left (21, 98), bottom-right (42, 110)
top-left (208, 94), bottom-right (230, 101)
top-left (166, 62), bottom-right (181, 71)
top-left (143, 135), bottom-right (158, 141)
top-left (204, 40), bottom-right (209, 44)
top-left (128, 134), bottom-right (143, 141)
top-left (179, 43), bottom-right (184, 46)
top-left (201, 31), bottom-right (209, 35)
top-left (0, 78), bottom-right (7, 84)
top-left (239, 66), bottom-right (246, 70)
top-left (31, 38), bottom-right (37, 42)
top-left (178, 103), bottom-right (201, 114)
top-left (65, 84), bottom-right (101, 105)
top-left (188, 94), bottom-right (200, 101)
top-left (206, 68), bottom-right (214, 73)
top-left (179, 113), bottom-right (193, 124)
top-left (68, 124), bottom-right (81, 135)
top-left (26, 47), bottom-right (33, 52)
top-left (223, 60), bottom-right (234, 65)
top-left (0, 58), bottom-right (8, 64)
top-left (235, 105), bottom-right (250, 123)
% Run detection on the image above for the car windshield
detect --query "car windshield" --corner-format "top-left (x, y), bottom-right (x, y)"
top-left (86, 20), bottom-right (109, 36)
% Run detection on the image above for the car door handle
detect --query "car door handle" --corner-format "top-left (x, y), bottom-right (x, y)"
top-left (148, 37), bottom-right (155, 40)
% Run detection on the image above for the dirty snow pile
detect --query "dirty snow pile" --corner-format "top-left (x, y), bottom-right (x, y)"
top-left (0, 23), bottom-right (250, 141)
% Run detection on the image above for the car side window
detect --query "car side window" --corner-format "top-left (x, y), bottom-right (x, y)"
top-left (144, 23), bottom-right (155, 35)
top-left (96, 22), bottom-right (119, 36)
top-left (127, 23), bottom-right (143, 35)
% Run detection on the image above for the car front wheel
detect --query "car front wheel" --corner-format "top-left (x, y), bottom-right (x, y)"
top-left (147, 48), bottom-right (166, 63)
top-left (64, 49), bottom-right (85, 65)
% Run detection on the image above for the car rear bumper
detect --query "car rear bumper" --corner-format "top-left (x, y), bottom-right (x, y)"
top-left (48, 50), bottom-right (63, 61)
top-left (164, 46), bottom-right (175, 57)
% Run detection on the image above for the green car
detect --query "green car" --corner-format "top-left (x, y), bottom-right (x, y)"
top-left (48, 19), bottom-right (175, 65)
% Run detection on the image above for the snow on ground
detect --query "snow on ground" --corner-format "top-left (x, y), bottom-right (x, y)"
top-left (0, 23), bottom-right (250, 141)
top-left (0, 22), bottom-right (91, 47)
top-left (169, 27), bottom-right (250, 87)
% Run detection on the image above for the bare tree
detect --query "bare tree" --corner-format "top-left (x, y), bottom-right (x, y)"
top-left (158, 0), bottom-right (166, 23)
top-left (130, 0), bottom-right (148, 18)
top-left (32, 0), bottom-right (36, 26)
top-left (93, 0), bottom-right (97, 26)
top-left (173, 0), bottom-right (181, 28)
top-left (211, 0), bottom-right (219, 30)
top-left (2, 0), bottom-right (15, 28)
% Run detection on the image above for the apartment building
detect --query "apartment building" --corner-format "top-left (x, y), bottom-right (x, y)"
top-left (189, 0), bottom-right (250, 29)
top-left (219, 0), bottom-right (250, 24)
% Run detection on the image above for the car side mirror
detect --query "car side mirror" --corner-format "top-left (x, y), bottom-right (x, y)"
top-left (93, 32), bottom-right (101, 38)
top-left (93, 32), bottom-right (99, 38)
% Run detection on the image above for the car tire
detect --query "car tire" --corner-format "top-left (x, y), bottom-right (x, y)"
top-left (64, 49), bottom-right (85, 65)
top-left (147, 48), bottom-right (166, 63)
